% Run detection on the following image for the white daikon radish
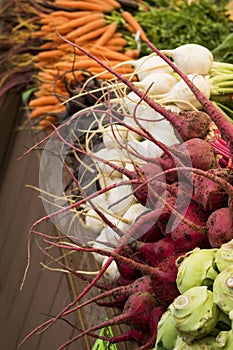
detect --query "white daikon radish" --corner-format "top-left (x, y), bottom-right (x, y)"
top-left (161, 43), bottom-right (213, 75)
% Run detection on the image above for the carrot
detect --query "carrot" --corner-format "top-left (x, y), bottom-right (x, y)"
top-left (37, 72), bottom-right (55, 82)
top-left (29, 95), bottom-right (59, 108)
top-left (34, 50), bottom-right (63, 61)
top-left (91, 66), bottom-right (134, 74)
top-left (55, 59), bottom-right (129, 71)
top-left (105, 45), bottom-right (124, 52)
top-left (90, 46), bottom-right (134, 61)
top-left (95, 22), bottom-right (118, 46)
top-left (56, 12), bottom-right (104, 35)
top-left (124, 23), bottom-right (135, 33)
top-left (107, 37), bottom-right (128, 46)
top-left (50, 11), bottom-right (93, 18)
top-left (94, 0), bottom-right (121, 9)
top-left (124, 49), bottom-right (140, 58)
top-left (54, 0), bottom-right (114, 12)
top-left (29, 105), bottom-right (65, 119)
top-left (74, 26), bottom-right (106, 43)
top-left (122, 11), bottom-right (147, 41)
top-left (40, 42), bottom-right (58, 50)
top-left (66, 18), bottom-right (106, 40)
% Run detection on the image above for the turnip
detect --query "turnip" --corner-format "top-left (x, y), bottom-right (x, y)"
top-left (116, 53), bottom-right (173, 80)
top-left (147, 41), bottom-right (233, 162)
top-left (161, 44), bottom-right (213, 75)
top-left (155, 74), bottom-right (211, 110)
top-left (134, 72), bottom-right (178, 96)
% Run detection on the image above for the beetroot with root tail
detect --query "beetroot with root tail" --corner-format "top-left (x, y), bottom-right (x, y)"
top-left (207, 207), bottom-right (233, 248)
top-left (131, 237), bottom-right (177, 267)
top-left (193, 169), bottom-right (233, 213)
top-left (170, 200), bottom-right (209, 252)
top-left (116, 246), bottom-right (142, 281)
top-left (108, 327), bottom-right (149, 345)
top-left (132, 161), bottom-right (168, 207)
top-left (151, 254), bottom-right (180, 305)
top-left (174, 110), bottom-right (211, 142)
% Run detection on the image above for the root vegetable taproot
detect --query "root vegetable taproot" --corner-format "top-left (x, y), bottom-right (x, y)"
top-left (207, 207), bottom-right (233, 248)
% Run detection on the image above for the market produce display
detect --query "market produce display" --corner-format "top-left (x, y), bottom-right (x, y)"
top-left (2, 1), bottom-right (233, 350)
top-left (155, 242), bottom-right (233, 349)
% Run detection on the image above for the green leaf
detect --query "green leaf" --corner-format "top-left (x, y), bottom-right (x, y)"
top-left (91, 321), bottom-right (118, 350)
top-left (22, 88), bottom-right (34, 104)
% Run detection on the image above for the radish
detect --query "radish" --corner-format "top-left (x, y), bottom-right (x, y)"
top-left (147, 41), bottom-right (233, 162)
top-left (155, 74), bottom-right (211, 110)
top-left (134, 72), bottom-right (178, 96)
top-left (161, 43), bottom-right (213, 75)
top-left (117, 53), bottom-right (173, 80)
top-left (207, 207), bottom-right (233, 248)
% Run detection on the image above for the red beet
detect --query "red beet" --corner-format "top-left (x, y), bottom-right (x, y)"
top-left (116, 246), bottom-right (142, 281)
top-left (207, 207), bottom-right (233, 248)
top-left (170, 200), bottom-right (209, 251)
top-left (131, 237), bottom-right (177, 266)
top-left (193, 169), bottom-right (233, 213)
top-left (132, 161), bottom-right (168, 206)
top-left (151, 254), bottom-right (180, 305)
top-left (174, 110), bottom-right (211, 141)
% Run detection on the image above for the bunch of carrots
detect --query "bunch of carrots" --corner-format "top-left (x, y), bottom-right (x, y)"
top-left (0, 0), bottom-right (149, 130)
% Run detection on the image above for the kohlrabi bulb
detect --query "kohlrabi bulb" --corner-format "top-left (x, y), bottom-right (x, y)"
top-left (213, 264), bottom-right (233, 315)
top-left (176, 248), bottom-right (218, 294)
top-left (214, 239), bottom-right (233, 272)
top-left (169, 286), bottom-right (219, 344)
top-left (155, 310), bottom-right (178, 350)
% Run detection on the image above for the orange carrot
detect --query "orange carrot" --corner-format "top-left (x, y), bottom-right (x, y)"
top-left (40, 42), bottom-right (58, 50)
top-left (55, 59), bottom-right (125, 70)
top-left (73, 26), bottom-right (106, 43)
top-left (56, 12), bottom-right (104, 35)
top-left (29, 95), bottom-right (59, 107)
top-left (66, 18), bottom-right (106, 40)
top-left (50, 11), bottom-right (92, 18)
top-left (54, 1), bottom-right (114, 12)
top-left (34, 50), bottom-right (63, 61)
top-left (107, 37), bottom-right (128, 46)
top-left (124, 23), bottom-right (135, 33)
top-left (29, 104), bottom-right (65, 119)
top-left (122, 11), bottom-right (148, 41)
top-left (95, 22), bottom-right (118, 46)
top-left (105, 45), bottom-right (124, 52)
top-left (90, 46), bottom-right (134, 61)
top-left (124, 49), bottom-right (140, 58)
top-left (91, 66), bottom-right (134, 74)
top-left (93, 0), bottom-right (121, 9)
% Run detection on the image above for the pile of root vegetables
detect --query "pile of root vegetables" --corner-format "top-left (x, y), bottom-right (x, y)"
top-left (21, 41), bottom-right (233, 350)
top-left (155, 241), bottom-right (233, 349)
